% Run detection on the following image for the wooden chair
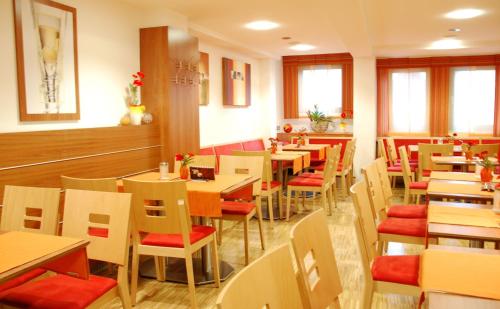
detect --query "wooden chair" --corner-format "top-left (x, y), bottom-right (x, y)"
top-left (0, 185), bottom-right (60, 293)
top-left (286, 146), bottom-right (340, 220)
top-left (173, 154), bottom-right (217, 172)
top-left (61, 175), bottom-right (117, 192)
top-left (470, 143), bottom-right (500, 157)
top-left (218, 155), bottom-right (265, 265)
top-left (374, 158), bottom-right (427, 219)
top-left (290, 209), bottom-right (343, 309)
top-left (215, 244), bottom-right (303, 309)
top-left (233, 150), bottom-right (282, 228)
top-left (417, 143), bottom-right (453, 180)
top-left (362, 162), bottom-right (426, 254)
top-left (338, 139), bottom-right (356, 198)
top-left (0, 189), bottom-right (133, 308)
top-left (386, 137), bottom-right (418, 166)
top-left (1, 185), bottom-right (60, 235)
top-left (399, 146), bottom-right (427, 205)
top-left (377, 139), bottom-right (403, 187)
top-left (350, 181), bottom-right (421, 309)
top-left (123, 180), bottom-right (220, 307)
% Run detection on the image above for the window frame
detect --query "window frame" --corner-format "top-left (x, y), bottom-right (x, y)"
top-left (297, 64), bottom-right (344, 118)
top-left (388, 68), bottom-right (431, 136)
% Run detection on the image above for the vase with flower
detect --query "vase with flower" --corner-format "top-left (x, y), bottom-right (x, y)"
top-left (478, 151), bottom-right (494, 183)
top-left (339, 110), bottom-right (352, 132)
top-left (127, 71), bottom-right (145, 125)
top-left (296, 128), bottom-right (307, 147)
top-left (269, 138), bottom-right (278, 154)
top-left (176, 153), bottom-right (194, 179)
top-left (461, 142), bottom-right (473, 160)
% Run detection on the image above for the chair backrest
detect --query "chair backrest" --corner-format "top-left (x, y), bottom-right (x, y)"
top-left (374, 158), bottom-right (394, 206)
top-left (377, 138), bottom-right (390, 165)
top-left (173, 155), bottom-right (217, 172)
top-left (341, 140), bottom-right (354, 171)
top-left (470, 144), bottom-right (500, 157)
top-left (61, 176), bottom-right (117, 192)
top-left (1, 185), bottom-right (60, 235)
top-left (63, 189), bottom-right (132, 266)
top-left (219, 155), bottom-right (263, 196)
top-left (418, 143), bottom-right (453, 172)
top-left (290, 209), bottom-right (342, 309)
top-left (324, 145), bottom-right (341, 184)
top-left (216, 243), bottom-right (303, 308)
top-left (122, 180), bottom-right (193, 241)
top-left (350, 181), bottom-right (378, 286)
top-left (398, 146), bottom-right (414, 189)
top-left (362, 162), bottom-right (388, 220)
top-left (232, 150), bottom-right (273, 184)
top-left (386, 137), bottom-right (398, 164)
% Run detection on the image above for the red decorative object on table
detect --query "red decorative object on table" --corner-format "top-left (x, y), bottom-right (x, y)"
top-left (283, 123), bottom-right (293, 133)
top-left (176, 153), bottom-right (194, 179)
top-left (269, 138), bottom-right (278, 154)
top-left (478, 151), bottom-right (494, 183)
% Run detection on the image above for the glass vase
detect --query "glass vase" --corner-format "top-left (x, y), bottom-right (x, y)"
top-left (180, 165), bottom-right (189, 180)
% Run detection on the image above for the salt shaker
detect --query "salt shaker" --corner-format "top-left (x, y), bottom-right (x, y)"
top-left (159, 162), bottom-right (169, 179)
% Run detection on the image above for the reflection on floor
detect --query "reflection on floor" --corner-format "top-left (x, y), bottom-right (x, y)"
top-left (107, 187), bottom-right (479, 308)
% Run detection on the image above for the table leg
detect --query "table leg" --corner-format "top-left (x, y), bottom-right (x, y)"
top-left (261, 161), bottom-right (285, 221)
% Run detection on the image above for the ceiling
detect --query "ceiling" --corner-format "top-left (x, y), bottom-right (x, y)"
top-left (123, 0), bottom-right (500, 59)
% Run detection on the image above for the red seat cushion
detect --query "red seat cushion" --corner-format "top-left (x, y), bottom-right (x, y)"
top-left (377, 218), bottom-right (426, 237)
top-left (396, 158), bottom-right (418, 164)
top-left (287, 177), bottom-right (323, 187)
top-left (88, 227), bottom-right (108, 238)
top-left (0, 274), bottom-right (117, 309)
top-left (0, 269), bottom-right (46, 293)
top-left (422, 169), bottom-right (432, 177)
top-left (371, 255), bottom-right (420, 286)
top-left (221, 201), bottom-right (255, 215)
top-left (387, 204), bottom-right (428, 219)
top-left (298, 172), bottom-right (323, 179)
top-left (141, 225), bottom-right (216, 248)
top-left (409, 181), bottom-right (428, 190)
top-left (388, 166), bottom-right (416, 173)
top-left (261, 180), bottom-right (282, 190)
top-left (315, 164), bottom-right (325, 171)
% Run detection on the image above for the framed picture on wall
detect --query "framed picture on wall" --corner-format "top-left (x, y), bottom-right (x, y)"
top-left (222, 57), bottom-right (251, 107)
top-left (13, 0), bottom-right (80, 121)
top-left (199, 52), bottom-right (209, 105)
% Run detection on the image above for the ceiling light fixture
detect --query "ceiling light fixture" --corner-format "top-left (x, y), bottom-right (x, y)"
top-left (445, 8), bottom-right (484, 19)
top-left (448, 28), bottom-right (461, 32)
top-left (244, 20), bottom-right (279, 31)
top-left (281, 36), bottom-right (291, 40)
top-left (427, 38), bottom-right (465, 50)
top-left (289, 43), bottom-right (315, 51)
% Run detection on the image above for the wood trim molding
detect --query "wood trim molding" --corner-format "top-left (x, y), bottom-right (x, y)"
top-left (377, 54), bottom-right (500, 69)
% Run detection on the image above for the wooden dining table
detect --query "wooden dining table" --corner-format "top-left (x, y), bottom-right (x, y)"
top-left (428, 292), bottom-right (500, 309)
top-left (408, 144), bottom-right (463, 153)
top-left (282, 143), bottom-right (328, 160)
top-left (431, 156), bottom-right (498, 172)
top-left (0, 231), bottom-right (90, 284)
top-left (427, 179), bottom-right (494, 202)
top-left (430, 171), bottom-right (500, 183)
top-left (426, 201), bottom-right (500, 249)
top-left (119, 172), bottom-right (260, 285)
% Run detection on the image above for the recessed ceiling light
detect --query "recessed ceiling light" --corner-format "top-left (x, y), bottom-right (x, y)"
top-left (281, 36), bottom-right (291, 40)
top-left (448, 28), bottom-right (461, 32)
top-left (445, 9), bottom-right (484, 19)
top-left (427, 38), bottom-right (465, 50)
top-left (244, 20), bottom-right (279, 31)
top-left (289, 43), bottom-right (315, 51)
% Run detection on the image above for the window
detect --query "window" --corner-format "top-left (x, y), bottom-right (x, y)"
top-left (449, 67), bottom-right (496, 134)
top-left (389, 69), bottom-right (429, 134)
top-left (298, 65), bottom-right (342, 117)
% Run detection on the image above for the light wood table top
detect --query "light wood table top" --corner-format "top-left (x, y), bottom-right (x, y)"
top-left (426, 202), bottom-right (500, 243)
top-left (0, 231), bottom-right (89, 284)
top-left (431, 156), bottom-right (498, 166)
top-left (428, 292), bottom-right (500, 309)
top-left (282, 143), bottom-right (329, 151)
top-left (430, 171), bottom-right (500, 183)
top-left (427, 179), bottom-right (494, 201)
top-left (409, 144), bottom-right (463, 153)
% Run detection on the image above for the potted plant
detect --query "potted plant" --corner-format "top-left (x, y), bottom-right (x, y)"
top-left (478, 151), bottom-right (494, 183)
top-left (127, 71), bottom-right (145, 125)
top-left (175, 153), bottom-right (194, 179)
top-left (307, 105), bottom-right (331, 133)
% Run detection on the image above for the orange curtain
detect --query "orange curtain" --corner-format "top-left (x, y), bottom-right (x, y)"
top-left (430, 67), bottom-right (450, 136)
top-left (377, 68), bottom-right (390, 136)
top-left (282, 53), bottom-right (353, 119)
top-left (494, 64), bottom-right (500, 136)
top-left (283, 65), bottom-right (299, 119)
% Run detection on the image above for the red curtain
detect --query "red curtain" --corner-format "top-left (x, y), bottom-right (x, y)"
top-left (494, 64), bottom-right (500, 136)
top-left (430, 67), bottom-right (450, 136)
top-left (376, 68), bottom-right (390, 136)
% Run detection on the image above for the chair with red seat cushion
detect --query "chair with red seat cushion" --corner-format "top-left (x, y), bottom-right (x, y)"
top-left (286, 145), bottom-right (341, 221)
top-left (417, 143), bottom-right (454, 181)
top-left (123, 180), bottom-right (220, 307)
top-left (0, 189), bottom-right (134, 308)
top-left (296, 172), bottom-right (323, 180)
top-left (350, 181), bottom-right (422, 308)
top-left (377, 218), bottom-right (427, 237)
top-left (387, 204), bottom-right (427, 219)
top-left (0, 269), bottom-right (47, 293)
top-left (400, 146), bottom-right (428, 204)
top-left (409, 181), bottom-right (428, 190)
top-left (218, 155), bottom-right (266, 265)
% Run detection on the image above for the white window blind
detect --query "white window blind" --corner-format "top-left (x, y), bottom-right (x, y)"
top-left (389, 69), bottom-right (429, 134)
top-left (449, 67), bottom-right (496, 134)
top-left (298, 65), bottom-right (342, 117)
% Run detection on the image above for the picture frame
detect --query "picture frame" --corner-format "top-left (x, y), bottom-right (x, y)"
top-left (199, 52), bottom-right (209, 105)
top-left (222, 57), bottom-right (251, 107)
top-left (13, 0), bottom-right (80, 121)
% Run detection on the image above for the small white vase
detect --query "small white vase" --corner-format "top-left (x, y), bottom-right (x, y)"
top-left (130, 111), bottom-right (143, 125)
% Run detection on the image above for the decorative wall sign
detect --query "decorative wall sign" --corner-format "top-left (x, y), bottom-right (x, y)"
top-left (222, 57), bottom-right (251, 107)
top-left (13, 0), bottom-right (80, 121)
top-left (199, 52), bottom-right (209, 105)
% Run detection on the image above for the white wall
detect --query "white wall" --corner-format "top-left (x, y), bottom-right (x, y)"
top-left (353, 57), bottom-right (377, 177)
top-left (198, 42), bottom-right (276, 147)
top-left (0, 0), bottom-right (142, 133)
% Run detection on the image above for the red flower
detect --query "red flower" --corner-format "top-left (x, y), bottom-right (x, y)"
top-left (137, 72), bottom-right (145, 78)
top-left (188, 152), bottom-right (194, 157)
top-left (175, 154), bottom-right (184, 161)
top-left (341, 112), bottom-right (346, 119)
top-left (133, 80), bottom-right (144, 87)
